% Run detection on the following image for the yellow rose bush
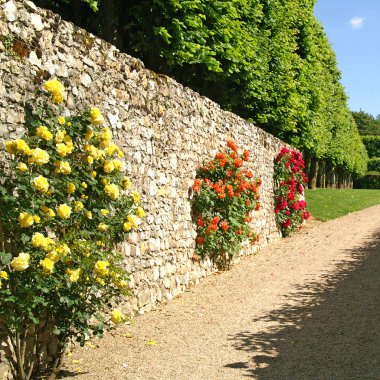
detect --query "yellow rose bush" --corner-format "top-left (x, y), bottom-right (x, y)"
top-left (0, 80), bottom-right (144, 380)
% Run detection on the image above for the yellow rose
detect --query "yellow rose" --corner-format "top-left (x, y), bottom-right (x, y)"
top-left (55, 130), bottom-right (66, 143)
top-left (99, 127), bottom-right (112, 142)
top-left (56, 243), bottom-right (70, 256)
top-left (100, 209), bottom-right (109, 216)
top-left (110, 309), bottom-right (123, 324)
top-left (33, 175), bottom-right (49, 193)
top-left (84, 145), bottom-right (101, 159)
top-left (19, 212), bottom-right (34, 228)
top-left (47, 250), bottom-right (60, 263)
top-left (96, 277), bottom-right (105, 286)
top-left (41, 206), bottom-right (55, 217)
top-left (11, 139), bottom-right (30, 154)
top-left (28, 148), bottom-right (49, 165)
top-left (57, 204), bottom-right (71, 219)
top-left (131, 190), bottom-right (140, 203)
top-left (11, 252), bottom-right (30, 271)
top-left (0, 271), bottom-right (8, 280)
top-left (5, 140), bottom-right (16, 154)
top-left (63, 135), bottom-right (73, 145)
top-left (116, 280), bottom-right (127, 289)
top-left (120, 176), bottom-right (131, 190)
top-left (91, 171), bottom-right (97, 178)
top-left (67, 182), bottom-right (76, 194)
top-left (66, 121), bottom-right (72, 127)
top-left (43, 79), bottom-right (63, 94)
top-left (136, 207), bottom-right (145, 218)
top-left (55, 161), bottom-right (72, 175)
top-left (105, 143), bottom-right (118, 156)
top-left (112, 159), bottom-right (122, 171)
top-left (74, 201), bottom-right (84, 212)
top-left (81, 182), bottom-right (88, 189)
top-left (86, 155), bottom-right (94, 165)
top-left (16, 162), bottom-right (28, 172)
top-left (94, 260), bottom-right (109, 277)
top-left (103, 160), bottom-right (115, 173)
top-left (89, 107), bottom-right (104, 125)
top-left (41, 237), bottom-right (54, 251)
top-left (56, 143), bottom-right (70, 157)
top-left (36, 126), bottom-right (53, 141)
top-left (127, 214), bottom-right (140, 228)
top-left (104, 184), bottom-right (119, 200)
top-left (123, 222), bottom-right (132, 232)
top-left (58, 116), bottom-right (66, 125)
top-left (97, 223), bottom-right (108, 232)
top-left (33, 215), bottom-right (41, 223)
top-left (40, 257), bottom-right (54, 274)
top-left (85, 211), bottom-right (92, 219)
top-left (31, 232), bottom-right (45, 248)
top-left (43, 79), bottom-right (64, 104)
top-left (84, 129), bottom-right (94, 141)
top-left (66, 268), bottom-right (81, 283)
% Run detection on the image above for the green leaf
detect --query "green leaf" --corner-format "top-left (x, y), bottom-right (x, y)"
top-left (0, 252), bottom-right (12, 264)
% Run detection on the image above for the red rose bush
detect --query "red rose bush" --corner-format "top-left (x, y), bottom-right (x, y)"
top-left (192, 140), bottom-right (261, 269)
top-left (274, 147), bottom-right (310, 236)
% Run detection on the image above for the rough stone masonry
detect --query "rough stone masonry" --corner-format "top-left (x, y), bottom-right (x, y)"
top-left (0, 0), bottom-right (286, 320)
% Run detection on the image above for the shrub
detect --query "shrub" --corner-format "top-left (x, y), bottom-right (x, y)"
top-left (353, 173), bottom-right (380, 189)
top-left (274, 147), bottom-right (310, 236)
top-left (0, 80), bottom-right (144, 379)
top-left (192, 140), bottom-right (261, 270)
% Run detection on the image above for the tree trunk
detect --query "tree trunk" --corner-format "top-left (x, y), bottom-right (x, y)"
top-left (325, 162), bottom-right (332, 188)
top-left (331, 167), bottom-right (337, 189)
top-left (101, 0), bottom-right (122, 48)
top-left (317, 160), bottom-right (325, 188)
top-left (337, 167), bottom-right (344, 189)
top-left (308, 157), bottom-right (318, 190)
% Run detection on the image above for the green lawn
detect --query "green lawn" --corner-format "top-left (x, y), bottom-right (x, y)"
top-left (305, 189), bottom-right (380, 221)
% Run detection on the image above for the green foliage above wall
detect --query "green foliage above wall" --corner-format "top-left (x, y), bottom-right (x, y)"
top-left (34, 0), bottom-right (368, 178)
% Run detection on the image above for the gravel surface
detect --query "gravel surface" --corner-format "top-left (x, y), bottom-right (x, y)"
top-left (60, 204), bottom-right (380, 380)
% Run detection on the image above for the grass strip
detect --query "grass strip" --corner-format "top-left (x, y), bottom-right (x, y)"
top-left (305, 189), bottom-right (380, 221)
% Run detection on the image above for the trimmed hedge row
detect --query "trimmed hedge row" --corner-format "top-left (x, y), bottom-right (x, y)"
top-left (368, 158), bottom-right (380, 173)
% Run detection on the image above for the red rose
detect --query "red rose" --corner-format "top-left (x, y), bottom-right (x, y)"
top-left (210, 216), bottom-right (220, 225)
top-left (196, 237), bottom-right (204, 244)
top-left (192, 179), bottom-right (202, 192)
top-left (227, 139), bottom-right (238, 152)
top-left (196, 216), bottom-right (205, 227)
top-left (220, 221), bottom-right (229, 231)
top-left (207, 224), bottom-right (218, 232)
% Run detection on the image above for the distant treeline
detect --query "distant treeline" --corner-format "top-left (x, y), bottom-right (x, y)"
top-left (36, 0), bottom-right (368, 187)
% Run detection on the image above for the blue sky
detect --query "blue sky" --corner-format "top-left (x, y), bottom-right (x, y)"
top-left (314, 0), bottom-right (380, 117)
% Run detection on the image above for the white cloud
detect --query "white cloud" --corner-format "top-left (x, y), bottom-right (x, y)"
top-left (350, 16), bottom-right (365, 29)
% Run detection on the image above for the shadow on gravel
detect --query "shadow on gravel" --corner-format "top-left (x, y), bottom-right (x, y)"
top-left (226, 232), bottom-right (380, 380)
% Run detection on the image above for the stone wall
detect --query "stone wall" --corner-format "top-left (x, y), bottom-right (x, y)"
top-left (1, 0), bottom-right (285, 319)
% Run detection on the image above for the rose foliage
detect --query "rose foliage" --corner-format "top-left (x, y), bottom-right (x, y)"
top-left (274, 147), bottom-right (310, 236)
top-left (192, 140), bottom-right (261, 269)
top-left (0, 80), bottom-right (144, 379)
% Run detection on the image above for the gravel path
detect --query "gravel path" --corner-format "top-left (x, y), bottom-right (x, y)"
top-left (61, 204), bottom-right (380, 380)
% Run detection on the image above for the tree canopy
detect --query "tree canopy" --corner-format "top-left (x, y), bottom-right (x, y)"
top-left (34, 0), bottom-right (368, 177)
